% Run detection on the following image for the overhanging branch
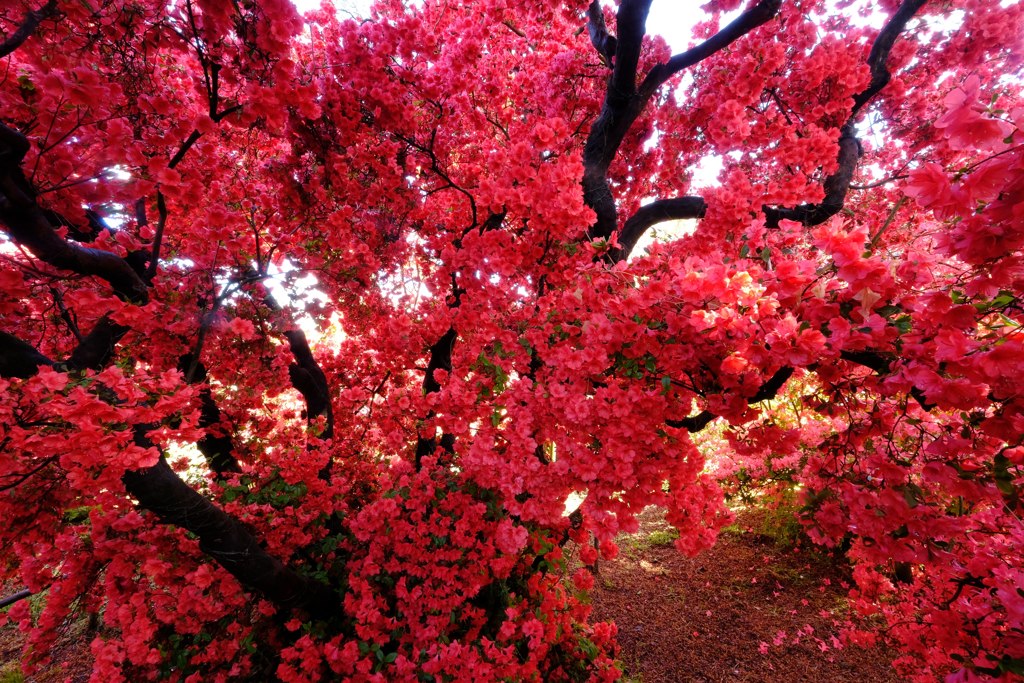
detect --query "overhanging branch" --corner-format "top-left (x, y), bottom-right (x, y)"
top-left (0, 0), bottom-right (57, 59)
top-left (610, 195), bottom-right (706, 261)
top-left (586, 1), bottom-right (616, 65)
top-left (639, 0), bottom-right (782, 97)
top-left (0, 330), bottom-right (53, 378)
top-left (177, 354), bottom-right (241, 477)
top-left (582, 0), bottom-right (781, 244)
top-left (667, 367), bottom-right (794, 432)
top-left (0, 123), bottom-right (149, 303)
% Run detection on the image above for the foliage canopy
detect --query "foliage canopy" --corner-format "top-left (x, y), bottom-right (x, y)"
top-left (0, 0), bottom-right (1022, 680)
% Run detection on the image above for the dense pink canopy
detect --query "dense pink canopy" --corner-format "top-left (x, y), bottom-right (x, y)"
top-left (0, 0), bottom-right (1022, 680)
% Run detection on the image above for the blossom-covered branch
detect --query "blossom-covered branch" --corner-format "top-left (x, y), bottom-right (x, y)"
top-left (638, 0), bottom-right (782, 96)
top-left (583, 0), bottom-right (782, 242)
top-left (0, 123), bottom-right (149, 303)
top-left (667, 367), bottom-right (794, 431)
top-left (0, 331), bottom-right (333, 615)
top-left (763, 0), bottom-right (927, 227)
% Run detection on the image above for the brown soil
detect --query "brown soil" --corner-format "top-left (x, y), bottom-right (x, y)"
top-left (588, 506), bottom-right (900, 683)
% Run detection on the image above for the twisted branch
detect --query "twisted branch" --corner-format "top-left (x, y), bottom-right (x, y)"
top-left (0, 332), bottom-right (332, 616)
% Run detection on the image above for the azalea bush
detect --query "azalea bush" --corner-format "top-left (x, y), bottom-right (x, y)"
top-left (0, 0), bottom-right (1022, 680)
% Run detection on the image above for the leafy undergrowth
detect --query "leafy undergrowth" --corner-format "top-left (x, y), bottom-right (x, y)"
top-left (2, 506), bottom-right (896, 683)
top-left (587, 506), bottom-right (900, 683)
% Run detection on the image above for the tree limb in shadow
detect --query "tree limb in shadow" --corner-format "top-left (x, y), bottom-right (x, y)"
top-left (0, 0), bottom-right (57, 60)
top-left (586, 1), bottom-right (616, 65)
top-left (667, 366), bottom-right (794, 432)
top-left (0, 124), bottom-right (149, 303)
top-left (177, 354), bottom-right (242, 477)
top-left (639, 0), bottom-right (782, 97)
top-left (581, 0), bottom-right (781, 243)
top-left (0, 331), bottom-right (333, 617)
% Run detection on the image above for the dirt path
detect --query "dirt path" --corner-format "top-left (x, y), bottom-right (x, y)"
top-left (588, 507), bottom-right (899, 683)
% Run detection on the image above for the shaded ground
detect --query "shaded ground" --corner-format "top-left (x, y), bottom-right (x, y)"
top-left (0, 593), bottom-right (92, 683)
top-left (588, 506), bottom-right (899, 683)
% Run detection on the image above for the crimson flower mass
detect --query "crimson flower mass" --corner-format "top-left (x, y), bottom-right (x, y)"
top-left (0, 0), bottom-right (1022, 680)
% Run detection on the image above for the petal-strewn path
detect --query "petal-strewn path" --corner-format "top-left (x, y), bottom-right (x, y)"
top-left (589, 507), bottom-right (900, 683)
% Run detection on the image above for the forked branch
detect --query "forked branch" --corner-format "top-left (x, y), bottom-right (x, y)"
top-left (667, 367), bottom-right (795, 432)
top-left (610, 195), bottom-right (706, 262)
top-left (586, 1), bottom-right (616, 65)
top-left (582, 0), bottom-right (781, 243)
top-left (0, 124), bottom-right (149, 303)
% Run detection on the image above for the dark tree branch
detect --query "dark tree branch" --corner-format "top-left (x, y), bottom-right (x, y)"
top-left (581, 0), bottom-right (654, 242)
top-left (258, 286), bottom-right (336, 480)
top-left (667, 366), bottom-right (794, 431)
top-left (413, 207), bottom-right (498, 467)
top-left (145, 191), bottom-right (167, 283)
top-left (258, 285), bottom-right (335, 445)
top-left (0, 0), bottom-right (57, 59)
top-left (0, 331), bottom-right (332, 617)
top-left (582, 0), bottom-right (780, 243)
top-left (177, 354), bottom-right (241, 477)
top-left (284, 329), bottom-right (334, 442)
top-left (610, 195), bottom-right (706, 261)
top-left (415, 326), bottom-right (457, 467)
top-left (0, 329), bottom-right (52, 378)
top-left (167, 131), bottom-right (201, 171)
top-left (749, 365), bottom-right (794, 402)
top-left (851, 0), bottom-right (928, 118)
top-left (838, 349), bottom-right (891, 373)
top-left (609, 0), bottom-right (653, 101)
top-left (586, 1), bottom-right (617, 65)
top-left (763, 122), bottom-right (861, 227)
top-left (49, 286), bottom-right (82, 341)
top-left (501, 19), bottom-right (527, 38)
top-left (0, 124), bottom-right (148, 303)
top-left (62, 315), bottom-right (128, 372)
top-left (122, 455), bottom-right (333, 617)
top-left (839, 349), bottom-right (933, 410)
top-left (763, 0), bottom-right (926, 228)
top-left (639, 0), bottom-right (783, 96)
top-left (667, 409), bottom-right (717, 432)
top-left (0, 588), bottom-right (31, 609)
